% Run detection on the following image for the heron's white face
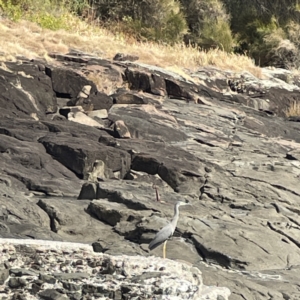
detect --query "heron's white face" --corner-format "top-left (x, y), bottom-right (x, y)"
top-left (177, 201), bottom-right (191, 207)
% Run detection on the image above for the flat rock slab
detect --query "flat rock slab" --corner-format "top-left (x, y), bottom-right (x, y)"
top-left (190, 218), bottom-right (300, 270)
top-left (99, 137), bottom-right (206, 194)
top-left (92, 180), bottom-right (188, 210)
top-left (0, 62), bottom-right (57, 118)
top-left (39, 133), bottom-right (131, 179)
top-left (0, 134), bottom-right (81, 195)
top-left (108, 104), bottom-right (188, 142)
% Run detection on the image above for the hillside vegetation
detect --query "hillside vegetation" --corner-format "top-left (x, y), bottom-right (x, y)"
top-left (2, 0), bottom-right (300, 73)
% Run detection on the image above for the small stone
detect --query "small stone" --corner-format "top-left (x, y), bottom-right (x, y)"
top-left (113, 120), bottom-right (131, 138)
top-left (113, 53), bottom-right (139, 62)
top-left (33, 279), bottom-right (44, 286)
top-left (92, 242), bottom-right (104, 253)
top-left (10, 268), bottom-right (37, 277)
top-left (12, 292), bottom-right (27, 300)
top-left (53, 272), bottom-right (89, 280)
top-left (39, 273), bottom-right (56, 284)
top-left (66, 292), bottom-right (81, 300)
top-left (8, 255), bottom-right (17, 262)
top-left (0, 264), bottom-right (9, 284)
top-left (62, 281), bottom-right (81, 292)
top-left (78, 182), bottom-right (98, 200)
top-left (87, 260), bottom-right (97, 268)
top-left (31, 282), bottom-right (41, 294)
top-left (59, 106), bottom-right (84, 118)
top-left (114, 289), bottom-right (122, 300)
top-left (79, 85), bottom-right (92, 98)
top-left (121, 285), bottom-right (132, 294)
top-left (75, 259), bottom-right (83, 265)
top-left (8, 277), bottom-right (27, 288)
top-left (38, 289), bottom-right (69, 300)
top-left (87, 109), bottom-right (108, 119)
top-left (100, 259), bottom-right (116, 275)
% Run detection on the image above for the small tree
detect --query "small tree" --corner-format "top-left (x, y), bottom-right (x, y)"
top-left (92, 0), bottom-right (188, 43)
top-left (179, 0), bottom-right (234, 52)
top-left (222, 0), bottom-right (300, 66)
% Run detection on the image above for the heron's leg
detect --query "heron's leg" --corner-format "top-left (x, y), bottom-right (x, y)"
top-left (163, 240), bottom-right (167, 259)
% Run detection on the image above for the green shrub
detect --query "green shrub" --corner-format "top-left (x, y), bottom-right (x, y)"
top-left (255, 27), bottom-right (286, 66)
top-left (91, 0), bottom-right (188, 43)
top-left (234, 16), bottom-right (291, 66)
top-left (0, 0), bottom-right (88, 26)
top-left (197, 17), bottom-right (233, 51)
top-left (0, 0), bottom-right (23, 20)
top-left (28, 12), bottom-right (70, 30)
top-left (179, 0), bottom-right (234, 52)
top-left (286, 21), bottom-right (300, 47)
top-left (222, 0), bottom-right (300, 67)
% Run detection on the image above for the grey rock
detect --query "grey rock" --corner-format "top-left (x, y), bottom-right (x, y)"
top-left (10, 268), bottom-right (37, 276)
top-left (45, 67), bottom-right (95, 99)
top-left (0, 240), bottom-right (228, 299)
top-left (8, 277), bottom-right (27, 288)
top-left (113, 120), bottom-right (131, 138)
top-left (108, 103), bottom-right (188, 142)
top-left (36, 198), bottom-right (115, 243)
top-left (78, 85), bottom-right (92, 98)
top-left (112, 90), bottom-right (148, 104)
top-left (87, 109), bottom-right (108, 119)
top-left (39, 289), bottom-right (69, 300)
top-left (11, 292), bottom-right (27, 300)
top-left (62, 281), bottom-right (81, 292)
top-left (53, 272), bottom-right (89, 280)
top-left (39, 273), bottom-right (56, 284)
top-left (67, 111), bottom-right (104, 128)
top-left (0, 61), bottom-right (57, 118)
top-left (88, 199), bottom-right (125, 226)
top-left (0, 134), bottom-right (81, 195)
top-left (0, 264), bottom-right (9, 284)
top-left (113, 53), bottom-right (139, 62)
top-left (2, 54), bottom-right (300, 299)
top-left (77, 182), bottom-right (97, 200)
top-left (59, 106), bottom-right (84, 118)
top-left (39, 132), bottom-right (131, 179)
top-left (92, 235), bottom-right (145, 256)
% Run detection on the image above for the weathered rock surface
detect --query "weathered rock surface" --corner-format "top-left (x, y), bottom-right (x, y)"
top-left (1, 52), bottom-right (300, 298)
top-left (0, 239), bottom-right (230, 300)
top-left (38, 132), bottom-right (131, 179)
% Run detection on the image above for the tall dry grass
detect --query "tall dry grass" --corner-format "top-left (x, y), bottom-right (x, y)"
top-left (0, 15), bottom-right (262, 78)
top-left (285, 101), bottom-right (300, 117)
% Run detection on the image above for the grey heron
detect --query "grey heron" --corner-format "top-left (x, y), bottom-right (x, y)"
top-left (148, 200), bottom-right (191, 259)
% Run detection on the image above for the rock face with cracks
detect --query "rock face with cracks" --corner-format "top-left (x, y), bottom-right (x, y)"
top-left (1, 52), bottom-right (300, 298)
top-left (0, 239), bottom-right (231, 299)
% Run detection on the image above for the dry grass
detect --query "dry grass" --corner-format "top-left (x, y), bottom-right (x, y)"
top-left (285, 101), bottom-right (300, 117)
top-left (0, 16), bottom-right (262, 78)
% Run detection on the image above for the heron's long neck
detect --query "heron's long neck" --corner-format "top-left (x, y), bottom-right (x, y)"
top-left (171, 204), bottom-right (180, 231)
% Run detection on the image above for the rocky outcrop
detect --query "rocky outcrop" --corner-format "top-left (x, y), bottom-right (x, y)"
top-left (0, 239), bottom-right (231, 300)
top-left (39, 133), bottom-right (131, 180)
top-left (1, 52), bottom-right (300, 299)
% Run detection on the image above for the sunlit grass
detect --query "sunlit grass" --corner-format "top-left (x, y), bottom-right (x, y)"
top-left (0, 13), bottom-right (262, 79)
top-left (285, 101), bottom-right (300, 117)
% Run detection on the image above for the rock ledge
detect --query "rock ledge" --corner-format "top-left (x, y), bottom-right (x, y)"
top-left (0, 239), bottom-right (230, 300)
